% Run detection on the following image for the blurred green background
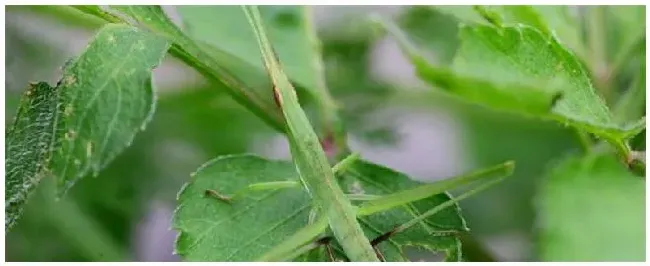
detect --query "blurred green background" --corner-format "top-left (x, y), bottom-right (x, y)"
top-left (4, 5), bottom-right (645, 261)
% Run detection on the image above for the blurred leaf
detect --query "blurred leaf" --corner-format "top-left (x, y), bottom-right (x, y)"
top-left (320, 27), bottom-right (398, 147)
top-left (538, 153), bottom-right (644, 261)
top-left (173, 155), bottom-right (465, 261)
top-left (178, 6), bottom-right (325, 98)
top-left (37, 179), bottom-right (127, 261)
top-left (5, 24), bottom-right (169, 231)
top-left (387, 89), bottom-right (581, 260)
top-left (604, 6), bottom-right (645, 67)
top-left (434, 6), bottom-right (586, 59)
top-left (447, 25), bottom-right (611, 136)
top-left (453, 98), bottom-right (579, 237)
top-left (6, 179), bottom-right (127, 261)
top-left (613, 62), bottom-right (646, 124)
top-left (533, 6), bottom-right (584, 57)
top-left (396, 7), bottom-right (460, 65)
top-left (385, 19), bottom-right (644, 149)
top-left (5, 9), bottom-right (68, 96)
top-left (380, 20), bottom-right (560, 116)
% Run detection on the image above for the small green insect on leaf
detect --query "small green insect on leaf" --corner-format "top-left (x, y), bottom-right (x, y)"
top-left (173, 155), bottom-right (312, 261)
top-left (5, 23), bottom-right (169, 231)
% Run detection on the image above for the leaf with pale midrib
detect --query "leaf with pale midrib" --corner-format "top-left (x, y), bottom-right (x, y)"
top-left (173, 155), bottom-right (465, 261)
top-left (5, 24), bottom-right (169, 231)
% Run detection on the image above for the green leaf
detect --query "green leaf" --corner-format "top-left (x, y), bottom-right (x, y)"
top-left (383, 18), bottom-right (644, 149)
top-left (6, 82), bottom-right (61, 231)
top-left (106, 5), bottom-right (286, 133)
top-left (378, 18), bottom-right (561, 117)
top-left (337, 159), bottom-right (467, 261)
top-left (173, 155), bottom-right (311, 261)
top-left (450, 25), bottom-right (608, 130)
top-left (533, 6), bottom-right (584, 57)
top-left (173, 155), bottom-right (466, 261)
top-left (434, 6), bottom-right (586, 59)
top-left (538, 153), bottom-right (645, 261)
top-left (5, 24), bottom-right (169, 231)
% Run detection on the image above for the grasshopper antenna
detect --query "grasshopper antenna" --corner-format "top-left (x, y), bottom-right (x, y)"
top-left (369, 175), bottom-right (507, 254)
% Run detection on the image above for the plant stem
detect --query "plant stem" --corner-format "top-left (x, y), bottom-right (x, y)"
top-left (302, 6), bottom-right (350, 158)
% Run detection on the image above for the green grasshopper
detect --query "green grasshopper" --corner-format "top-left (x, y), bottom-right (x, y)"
top-left (206, 153), bottom-right (512, 261)
top-left (241, 5), bottom-right (513, 261)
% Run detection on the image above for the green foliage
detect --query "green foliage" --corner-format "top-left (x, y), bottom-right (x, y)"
top-left (173, 154), bottom-right (476, 261)
top-left (436, 6), bottom-right (586, 58)
top-left (538, 153), bottom-right (645, 261)
top-left (107, 5), bottom-right (286, 132)
top-left (179, 6), bottom-right (342, 143)
top-left (381, 13), bottom-right (644, 158)
top-left (6, 82), bottom-right (60, 231)
top-left (6, 24), bottom-right (169, 231)
top-left (380, 19), bottom-right (561, 117)
top-left (5, 5), bottom-right (645, 263)
top-left (173, 155), bottom-right (311, 261)
top-left (178, 6), bottom-right (324, 96)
